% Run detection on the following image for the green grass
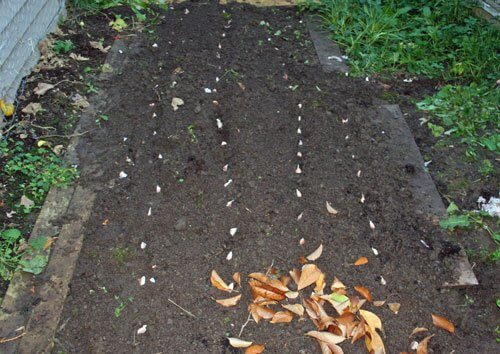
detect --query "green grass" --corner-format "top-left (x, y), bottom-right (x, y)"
top-left (301, 0), bottom-right (499, 159)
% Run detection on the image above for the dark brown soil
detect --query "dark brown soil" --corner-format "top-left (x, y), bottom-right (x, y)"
top-left (12, 2), bottom-right (495, 353)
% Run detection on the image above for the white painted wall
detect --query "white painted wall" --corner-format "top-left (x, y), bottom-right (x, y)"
top-left (0, 0), bottom-right (66, 103)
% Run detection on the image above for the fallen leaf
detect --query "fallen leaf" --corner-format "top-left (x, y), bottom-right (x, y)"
top-left (359, 309), bottom-right (382, 333)
top-left (298, 256), bottom-right (308, 264)
top-left (0, 99), bottom-right (14, 116)
top-left (326, 201), bottom-right (338, 215)
top-left (316, 339), bottom-right (344, 354)
top-left (298, 264), bottom-right (323, 291)
top-left (89, 41), bottom-right (111, 53)
top-left (289, 268), bottom-right (301, 286)
top-left (249, 281), bottom-right (285, 301)
top-left (285, 291), bottom-right (299, 299)
top-left (245, 344), bottom-right (265, 354)
top-left (373, 300), bottom-right (386, 307)
top-left (307, 244), bottom-right (323, 261)
top-left (210, 270), bottom-right (232, 292)
top-left (354, 257), bottom-right (368, 266)
top-left (19, 195), bottom-right (35, 209)
top-left (306, 331), bottom-right (345, 345)
top-left (69, 53), bottom-right (90, 61)
top-left (365, 330), bottom-right (386, 354)
top-left (248, 273), bottom-right (290, 292)
top-left (432, 313), bottom-right (455, 334)
top-left (216, 294), bottom-right (242, 307)
top-left (409, 327), bottom-right (428, 337)
top-left (331, 277), bottom-right (346, 290)
top-left (388, 302), bottom-right (401, 314)
top-left (171, 97), bottom-right (184, 111)
top-left (354, 286), bottom-right (372, 302)
top-left (232, 272), bottom-right (241, 286)
top-left (416, 334), bottom-right (435, 354)
top-left (270, 310), bottom-right (293, 323)
top-left (282, 303), bottom-right (304, 317)
top-left (22, 102), bottom-right (42, 116)
top-left (228, 337), bottom-right (252, 348)
top-left (34, 82), bottom-right (55, 96)
top-left (249, 303), bottom-right (275, 323)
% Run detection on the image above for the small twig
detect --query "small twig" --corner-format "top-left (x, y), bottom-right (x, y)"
top-left (31, 124), bottom-right (56, 131)
top-left (238, 314), bottom-right (252, 337)
top-left (265, 260), bottom-right (275, 276)
top-left (38, 129), bottom-right (95, 139)
top-left (168, 298), bottom-right (196, 318)
top-left (0, 332), bottom-right (26, 344)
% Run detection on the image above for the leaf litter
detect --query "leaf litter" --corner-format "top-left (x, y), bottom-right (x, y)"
top-left (210, 260), bottom-right (388, 353)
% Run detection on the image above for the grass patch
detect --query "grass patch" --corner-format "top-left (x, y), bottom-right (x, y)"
top-left (301, 0), bottom-right (499, 158)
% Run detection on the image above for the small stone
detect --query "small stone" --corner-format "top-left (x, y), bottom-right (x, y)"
top-left (194, 104), bottom-right (202, 114)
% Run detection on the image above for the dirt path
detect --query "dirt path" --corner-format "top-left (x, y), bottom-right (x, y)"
top-left (53, 3), bottom-right (495, 353)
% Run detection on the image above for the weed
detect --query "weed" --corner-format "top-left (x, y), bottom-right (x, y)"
top-left (114, 295), bottom-right (134, 317)
top-left (0, 229), bottom-right (23, 280)
top-left (95, 114), bottom-right (109, 126)
top-left (302, 0), bottom-right (500, 160)
top-left (195, 191), bottom-right (204, 209)
top-left (187, 124), bottom-right (197, 143)
top-left (302, 0), bottom-right (499, 81)
top-left (86, 82), bottom-right (99, 94)
top-left (222, 11), bottom-right (232, 21)
top-left (441, 202), bottom-right (499, 260)
top-left (417, 83), bottom-right (499, 158)
top-left (111, 246), bottom-right (134, 264)
top-left (1, 140), bottom-right (78, 213)
top-left (53, 40), bottom-right (75, 54)
top-left (70, 0), bottom-right (168, 21)
top-left (479, 159), bottom-right (494, 177)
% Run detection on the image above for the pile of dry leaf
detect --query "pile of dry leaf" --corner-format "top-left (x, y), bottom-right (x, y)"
top-left (211, 246), bottom-right (455, 354)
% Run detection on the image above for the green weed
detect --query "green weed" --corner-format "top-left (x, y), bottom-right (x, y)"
top-left (1, 140), bottom-right (78, 213)
top-left (53, 40), bottom-right (75, 54)
top-left (417, 83), bottom-right (499, 158)
top-left (110, 246), bottom-right (134, 264)
top-left (302, 0), bottom-right (500, 161)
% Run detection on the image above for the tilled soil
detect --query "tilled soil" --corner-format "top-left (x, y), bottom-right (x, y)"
top-left (54, 3), bottom-right (497, 353)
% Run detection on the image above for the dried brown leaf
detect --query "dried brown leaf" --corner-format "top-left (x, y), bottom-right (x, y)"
top-left (270, 310), bottom-right (293, 323)
top-left (365, 330), bottom-right (386, 354)
top-left (298, 264), bottom-right (323, 291)
top-left (432, 313), bottom-right (455, 334)
top-left (359, 309), bottom-right (383, 333)
top-left (282, 303), bottom-right (304, 317)
top-left (416, 334), bottom-right (435, 354)
top-left (373, 300), bottom-right (386, 307)
top-left (353, 256), bottom-right (368, 266)
top-left (388, 302), bottom-right (401, 314)
top-left (216, 294), bottom-right (242, 307)
top-left (409, 327), bottom-right (428, 337)
top-left (307, 244), bottom-right (323, 261)
top-left (233, 272), bottom-right (241, 286)
top-left (248, 272), bottom-right (290, 293)
top-left (354, 286), bottom-right (372, 302)
top-left (210, 270), bottom-right (232, 292)
top-left (245, 344), bottom-right (265, 354)
top-left (306, 331), bottom-right (345, 345)
top-left (34, 82), bottom-right (55, 96)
